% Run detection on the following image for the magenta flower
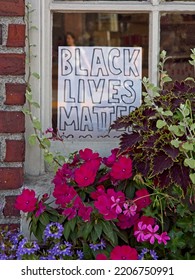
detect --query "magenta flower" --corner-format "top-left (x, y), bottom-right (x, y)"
top-left (78, 205), bottom-right (93, 222)
top-left (94, 194), bottom-right (117, 220)
top-left (90, 185), bottom-right (105, 200)
top-left (110, 156), bottom-right (133, 180)
top-left (53, 183), bottom-right (79, 207)
top-left (134, 188), bottom-right (152, 211)
top-left (79, 148), bottom-right (100, 161)
top-left (110, 245), bottom-right (138, 260)
top-left (35, 201), bottom-right (46, 217)
top-left (123, 202), bottom-right (137, 217)
top-left (111, 196), bottom-right (123, 214)
top-left (74, 160), bottom-right (100, 187)
top-left (117, 213), bottom-right (139, 229)
top-left (134, 221), bottom-right (148, 242)
top-left (158, 232), bottom-right (170, 245)
top-left (102, 148), bottom-right (119, 167)
top-left (144, 224), bottom-right (161, 244)
top-left (15, 189), bottom-right (37, 213)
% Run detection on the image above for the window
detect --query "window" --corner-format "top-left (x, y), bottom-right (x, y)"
top-left (25, 0), bottom-right (195, 175)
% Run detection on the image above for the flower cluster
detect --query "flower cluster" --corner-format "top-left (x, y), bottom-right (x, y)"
top-left (14, 148), bottom-right (171, 260)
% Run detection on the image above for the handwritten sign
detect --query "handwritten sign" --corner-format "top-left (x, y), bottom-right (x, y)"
top-left (58, 46), bottom-right (142, 139)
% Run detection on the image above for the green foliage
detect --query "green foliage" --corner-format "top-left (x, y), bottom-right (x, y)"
top-left (111, 50), bottom-right (195, 196)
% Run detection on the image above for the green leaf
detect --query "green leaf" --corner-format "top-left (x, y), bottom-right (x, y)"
top-left (31, 101), bottom-right (40, 108)
top-left (32, 72), bottom-right (40, 79)
top-left (68, 217), bottom-right (77, 232)
top-left (32, 119), bottom-right (42, 130)
top-left (22, 108), bottom-right (32, 115)
top-left (156, 120), bottom-right (166, 129)
top-left (184, 158), bottom-right (195, 169)
top-left (94, 223), bottom-right (103, 239)
top-left (63, 223), bottom-right (71, 240)
top-left (190, 173), bottom-right (195, 184)
top-left (162, 110), bottom-right (173, 117)
top-left (28, 134), bottom-right (37, 145)
top-left (83, 243), bottom-right (93, 260)
top-left (82, 222), bottom-right (93, 240)
top-left (182, 142), bottom-right (194, 151)
top-left (44, 152), bottom-right (54, 164)
top-left (39, 212), bottom-right (50, 226)
top-left (162, 76), bottom-right (172, 83)
top-left (42, 137), bottom-right (51, 148)
top-left (101, 220), bottom-right (118, 246)
top-left (171, 139), bottom-right (181, 148)
top-left (169, 125), bottom-right (184, 136)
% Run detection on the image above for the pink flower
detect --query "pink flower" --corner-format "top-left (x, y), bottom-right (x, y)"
top-left (111, 196), bottom-right (123, 214)
top-left (90, 185), bottom-right (105, 200)
top-left (144, 224), bottom-right (161, 244)
top-left (94, 194), bottom-right (117, 220)
top-left (95, 189), bottom-right (125, 220)
top-left (35, 201), bottom-right (46, 217)
top-left (79, 148), bottom-right (100, 161)
top-left (123, 202), bottom-right (137, 217)
top-left (62, 206), bottom-right (77, 220)
top-left (15, 189), bottom-right (37, 213)
top-left (110, 156), bottom-right (133, 180)
top-left (96, 254), bottom-right (107, 260)
top-left (117, 213), bottom-right (139, 229)
top-left (134, 221), bottom-right (148, 242)
top-left (158, 232), bottom-right (170, 245)
top-left (78, 205), bottom-right (93, 222)
top-left (74, 160), bottom-right (100, 187)
top-left (102, 148), bottom-right (119, 167)
top-left (53, 183), bottom-right (78, 207)
top-left (134, 188), bottom-right (152, 211)
top-left (110, 245), bottom-right (138, 260)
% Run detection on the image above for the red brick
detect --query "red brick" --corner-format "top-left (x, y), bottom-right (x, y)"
top-left (0, 224), bottom-right (20, 231)
top-left (0, 0), bottom-right (25, 16)
top-left (0, 53), bottom-right (25, 75)
top-left (0, 167), bottom-right (24, 189)
top-left (0, 111), bottom-right (25, 133)
top-left (3, 195), bottom-right (20, 217)
top-left (5, 140), bottom-right (25, 162)
top-left (7, 24), bottom-right (25, 47)
top-left (5, 83), bottom-right (26, 105)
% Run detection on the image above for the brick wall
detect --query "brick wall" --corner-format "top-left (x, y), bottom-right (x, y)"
top-left (0, 0), bottom-right (25, 230)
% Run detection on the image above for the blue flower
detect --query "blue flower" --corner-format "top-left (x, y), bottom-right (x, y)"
top-left (150, 250), bottom-right (158, 260)
top-left (16, 238), bottom-right (40, 258)
top-left (44, 222), bottom-right (64, 240)
top-left (89, 239), bottom-right (106, 251)
top-left (89, 243), bottom-right (100, 251)
top-left (48, 242), bottom-right (73, 257)
top-left (77, 250), bottom-right (84, 260)
top-left (138, 248), bottom-right (158, 260)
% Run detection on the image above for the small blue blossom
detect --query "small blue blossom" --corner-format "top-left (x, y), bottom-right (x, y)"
top-left (16, 238), bottom-right (40, 258)
top-left (44, 222), bottom-right (64, 240)
top-left (48, 242), bottom-right (73, 257)
top-left (150, 250), bottom-right (158, 260)
top-left (89, 243), bottom-right (100, 251)
top-left (138, 248), bottom-right (158, 260)
top-left (77, 250), bottom-right (84, 260)
top-left (89, 239), bottom-right (106, 251)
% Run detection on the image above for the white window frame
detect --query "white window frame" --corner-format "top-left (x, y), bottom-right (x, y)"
top-left (25, 0), bottom-right (195, 175)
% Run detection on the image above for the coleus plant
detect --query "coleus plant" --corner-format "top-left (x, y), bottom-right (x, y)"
top-left (111, 50), bottom-right (195, 196)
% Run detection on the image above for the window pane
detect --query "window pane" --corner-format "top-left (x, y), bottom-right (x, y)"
top-left (160, 13), bottom-right (195, 82)
top-left (52, 12), bottom-right (149, 138)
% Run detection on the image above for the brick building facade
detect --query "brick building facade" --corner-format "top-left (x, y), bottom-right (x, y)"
top-left (0, 0), bottom-right (26, 230)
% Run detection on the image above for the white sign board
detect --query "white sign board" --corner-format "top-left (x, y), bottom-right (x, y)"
top-left (58, 46), bottom-right (142, 139)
